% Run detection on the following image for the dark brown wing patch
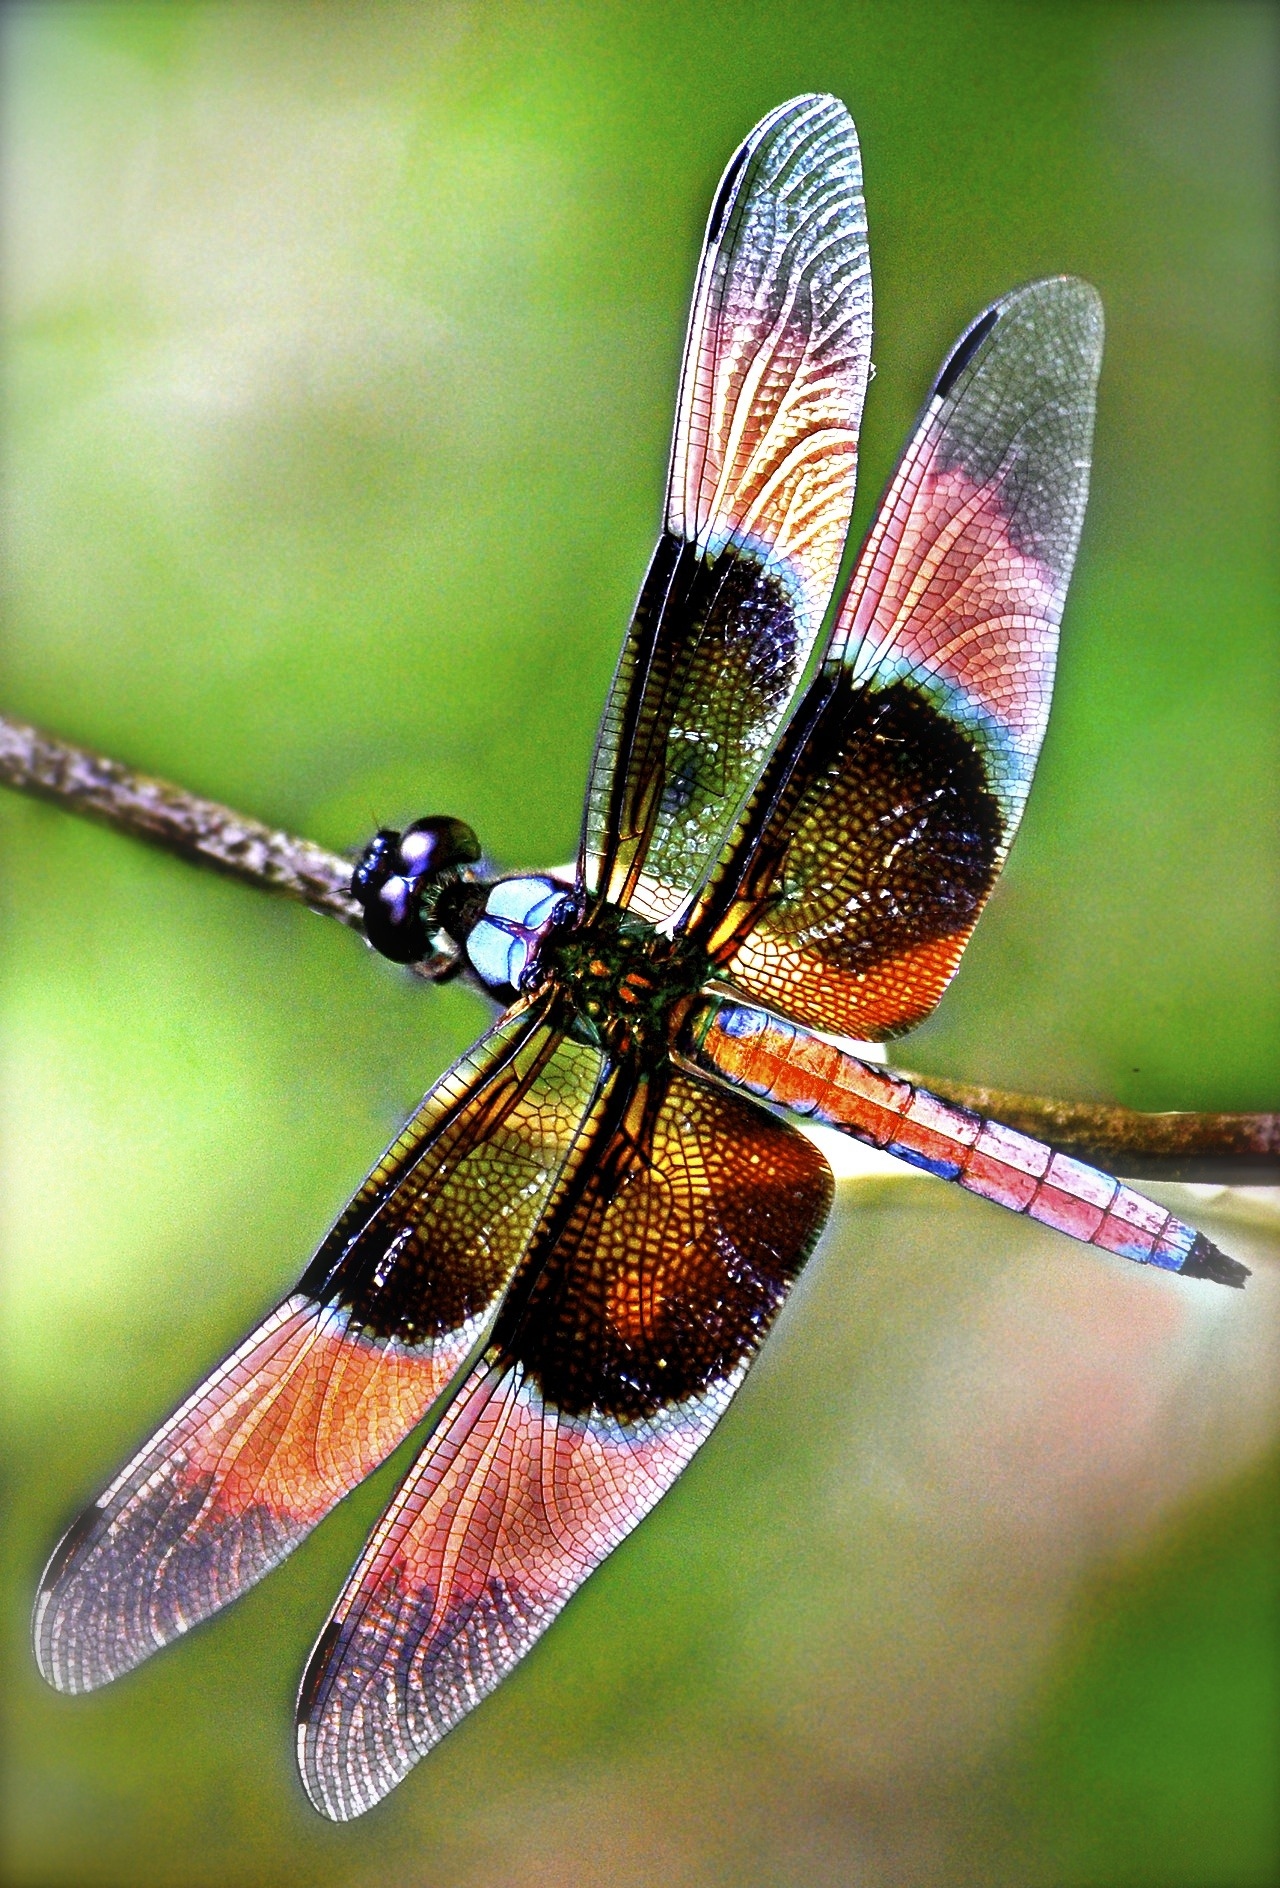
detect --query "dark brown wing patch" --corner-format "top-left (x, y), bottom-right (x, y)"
top-left (497, 1064), bottom-right (833, 1418)
top-left (700, 279), bottom-right (1103, 1040)
top-left (296, 1068), bottom-right (833, 1818)
top-left (299, 999), bottom-right (603, 1344)
top-left (713, 668), bottom-right (1004, 1038)
top-left (585, 535), bottom-right (807, 921)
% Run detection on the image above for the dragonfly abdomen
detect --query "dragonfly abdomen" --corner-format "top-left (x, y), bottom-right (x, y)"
top-left (683, 998), bottom-right (1248, 1287)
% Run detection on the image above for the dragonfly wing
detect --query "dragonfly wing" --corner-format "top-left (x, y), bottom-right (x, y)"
top-left (716, 278), bottom-right (1104, 1038)
top-left (34, 998), bottom-right (605, 1693)
top-left (584, 94), bottom-right (871, 924)
top-left (296, 1065), bottom-right (833, 1819)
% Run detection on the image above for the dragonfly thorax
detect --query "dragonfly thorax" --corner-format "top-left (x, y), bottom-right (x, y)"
top-left (459, 875), bottom-right (577, 996)
top-left (545, 906), bottom-right (712, 1060)
top-left (356, 833), bottom-right (712, 1056)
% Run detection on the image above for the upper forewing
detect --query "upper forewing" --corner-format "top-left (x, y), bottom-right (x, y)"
top-left (714, 278), bottom-right (1103, 1039)
top-left (34, 999), bottom-right (605, 1693)
top-left (583, 94), bottom-right (871, 924)
top-left (296, 1066), bottom-right (833, 1819)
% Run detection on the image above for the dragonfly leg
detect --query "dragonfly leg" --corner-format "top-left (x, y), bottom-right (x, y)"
top-left (682, 999), bottom-right (1250, 1288)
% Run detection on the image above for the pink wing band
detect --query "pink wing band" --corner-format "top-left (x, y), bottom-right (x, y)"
top-left (685, 1001), bottom-right (1247, 1286)
top-left (298, 1362), bottom-right (732, 1820)
top-left (843, 444), bottom-right (1062, 737)
top-left (826, 279), bottom-right (1103, 834)
top-left (833, 434), bottom-right (1060, 817)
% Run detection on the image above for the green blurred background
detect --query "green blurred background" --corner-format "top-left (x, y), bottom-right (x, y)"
top-left (2, 4), bottom-right (1277, 1884)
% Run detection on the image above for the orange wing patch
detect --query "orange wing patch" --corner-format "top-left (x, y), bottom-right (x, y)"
top-left (35, 1003), bottom-right (606, 1694)
top-left (728, 924), bottom-right (978, 1043)
top-left (34, 1296), bottom-right (461, 1694)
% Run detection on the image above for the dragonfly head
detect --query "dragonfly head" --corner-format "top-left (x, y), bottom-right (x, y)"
top-left (351, 816), bottom-right (482, 967)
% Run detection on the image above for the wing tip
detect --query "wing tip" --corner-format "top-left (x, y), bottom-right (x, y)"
top-left (1010, 275), bottom-right (1105, 355)
top-left (295, 1723), bottom-right (354, 1824)
top-left (295, 1700), bottom-right (410, 1825)
top-left (757, 91), bottom-right (851, 126)
top-left (295, 1710), bottom-right (350, 1823)
top-left (32, 1504), bottom-right (107, 1693)
top-left (295, 1620), bottom-right (400, 1823)
top-left (295, 1620), bottom-right (347, 1818)
top-left (932, 276), bottom-right (1105, 403)
top-left (706, 94), bottom-right (858, 244)
top-left (292, 1729), bottom-right (349, 1820)
top-left (771, 92), bottom-right (860, 164)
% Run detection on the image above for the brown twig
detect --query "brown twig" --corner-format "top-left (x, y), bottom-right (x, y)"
top-left (3, 711), bottom-right (1276, 1178)
top-left (1, 711), bottom-right (362, 927)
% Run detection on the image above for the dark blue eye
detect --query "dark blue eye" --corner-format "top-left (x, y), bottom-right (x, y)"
top-left (395, 829), bottom-right (438, 876)
top-left (361, 875), bottom-right (428, 963)
top-left (377, 877), bottom-right (416, 926)
top-left (352, 816), bottom-right (481, 965)
top-left (397, 817), bottom-right (480, 877)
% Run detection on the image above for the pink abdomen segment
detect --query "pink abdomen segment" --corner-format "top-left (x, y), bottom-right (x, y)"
top-left (684, 1000), bottom-right (1247, 1287)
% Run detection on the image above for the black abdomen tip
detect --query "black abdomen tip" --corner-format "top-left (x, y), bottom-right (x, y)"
top-left (1180, 1231), bottom-right (1251, 1289)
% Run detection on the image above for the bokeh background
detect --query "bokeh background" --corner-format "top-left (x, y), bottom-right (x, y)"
top-left (2, 4), bottom-right (1277, 1884)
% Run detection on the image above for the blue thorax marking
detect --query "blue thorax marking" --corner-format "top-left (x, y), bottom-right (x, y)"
top-left (465, 876), bottom-right (573, 992)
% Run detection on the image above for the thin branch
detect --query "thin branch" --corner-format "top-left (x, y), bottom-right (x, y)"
top-left (1, 711), bottom-right (362, 927)
top-left (890, 1069), bottom-right (1279, 1183)
top-left (3, 711), bottom-right (1277, 1178)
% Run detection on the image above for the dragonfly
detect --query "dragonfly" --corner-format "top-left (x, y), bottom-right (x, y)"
top-left (34, 94), bottom-right (1248, 1822)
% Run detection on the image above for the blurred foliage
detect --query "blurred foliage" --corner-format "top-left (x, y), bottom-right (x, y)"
top-left (1, 3), bottom-right (1277, 1885)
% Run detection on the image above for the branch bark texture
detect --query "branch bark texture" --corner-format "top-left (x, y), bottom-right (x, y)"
top-left (2, 712), bottom-right (362, 927)
top-left (891, 1071), bottom-right (1279, 1182)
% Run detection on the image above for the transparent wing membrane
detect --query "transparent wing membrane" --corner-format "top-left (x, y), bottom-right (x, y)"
top-left (35, 1001), bottom-right (605, 1692)
top-left (584, 94), bottom-right (871, 924)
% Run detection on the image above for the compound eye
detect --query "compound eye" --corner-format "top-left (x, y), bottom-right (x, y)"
top-left (361, 875), bottom-right (428, 964)
top-left (397, 816), bottom-right (481, 877)
top-left (378, 876), bottom-right (416, 925)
